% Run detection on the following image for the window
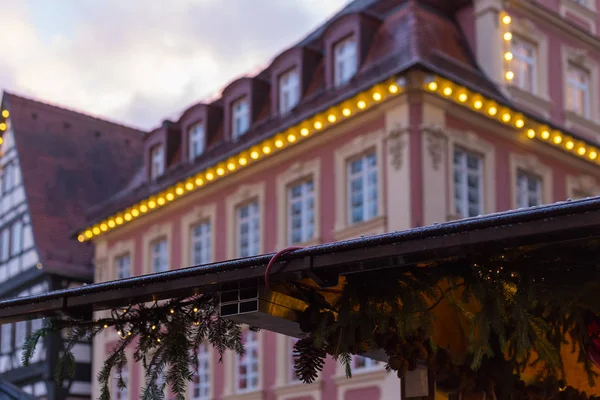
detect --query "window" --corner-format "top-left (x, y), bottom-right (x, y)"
top-left (112, 367), bottom-right (128, 400)
top-left (15, 321), bottom-right (26, 350)
top-left (236, 331), bottom-right (259, 392)
top-left (232, 97), bottom-right (250, 140)
top-left (453, 148), bottom-right (484, 218)
top-left (115, 254), bottom-right (131, 280)
top-left (192, 343), bottom-right (210, 400)
top-left (2, 163), bottom-right (13, 193)
top-left (1, 323), bottom-right (12, 353)
top-left (566, 63), bottom-right (590, 118)
top-left (354, 356), bottom-right (378, 371)
top-left (347, 152), bottom-right (378, 224)
top-left (1, 229), bottom-right (9, 262)
top-left (334, 35), bottom-right (357, 87)
top-left (191, 221), bottom-right (211, 266)
top-left (11, 220), bottom-right (22, 256)
top-left (516, 170), bottom-right (542, 208)
top-left (288, 180), bottom-right (315, 245)
top-left (236, 201), bottom-right (260, 258)
top-left (151, 239), bottom-right (168, 273)
top-left (150, 145), bottom-right (165, 180)
top-left (188, 123), bottom-right (205, 160)
top-left (289, 338), bottom-right (300, 382)
top-left (511, 37), bottom-right (536, 93)
top-left (279, 68), bottom-right (300, 114)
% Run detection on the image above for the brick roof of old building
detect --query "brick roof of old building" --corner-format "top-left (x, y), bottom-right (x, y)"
top-left (1, 92), bottom-right (145, 279)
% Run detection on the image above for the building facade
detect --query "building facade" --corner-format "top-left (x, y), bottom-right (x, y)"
top-left (83, 0), bottom-right (600, 399)
top-left (0, 94), bottom-right (144, 399)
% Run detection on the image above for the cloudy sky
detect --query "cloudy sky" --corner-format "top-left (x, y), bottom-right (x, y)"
top-left (0, 0), bottom-right (350, 130)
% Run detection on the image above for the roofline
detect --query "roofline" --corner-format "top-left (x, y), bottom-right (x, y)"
top-left (8, 196), bottom-right (600, 324)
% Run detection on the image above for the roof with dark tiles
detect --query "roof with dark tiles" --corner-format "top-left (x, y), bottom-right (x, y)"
top-left (85, 0), bottom-right (498, 225)
top-left (1, 92), bottom-right (145, 279)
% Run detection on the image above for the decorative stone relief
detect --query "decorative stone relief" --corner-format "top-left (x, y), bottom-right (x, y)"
top-left (423, 127), bottom-right (446, 171)
top-left (387, 124), bottom-right (409, 171)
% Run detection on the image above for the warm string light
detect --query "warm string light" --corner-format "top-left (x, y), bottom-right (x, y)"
top-left (80, 77), bottom-right (404, 241)
top-left (502, 12), bottom-right (514, 82)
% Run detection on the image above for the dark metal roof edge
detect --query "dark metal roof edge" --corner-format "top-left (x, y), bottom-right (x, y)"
top-left (6, 196), bottom-right (600, 323)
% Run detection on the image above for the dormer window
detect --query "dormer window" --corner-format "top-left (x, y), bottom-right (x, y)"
top-left (279, 68), bottom-right (299, 115)
top-left (232, 96), bottom-right (250, 140)
top-left (150, 144), bottom-right (165, 180)
top-left (188, 122), bottom-right (205, 160)
top-left (334, 35), bottom-right (357, 87)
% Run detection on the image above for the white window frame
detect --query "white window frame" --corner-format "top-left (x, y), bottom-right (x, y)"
top-left (232, 96), bottom-right (250, 140)
top-left (516, 169), bottom-right (543, 208)
top-left (11, 220), bottom-right (22, 256)
top-left (453, 147), bottom-right (484, 219)
top-left (566, 63), bottom-right (591, 118)
top-left (287, 179), bottom-right (315, 245)
top-left (334, 35), bottom-right (357, 87)
top-left (188, 122), bottom-right (205, 160)
top-left (150, 145), bottom-right (165, 180)
top-left (235, 330), bottom-right (259, 393)
top-left (1, 323), bottom-right (12, 353)
top-left (1, 228), bottom-right (8, 262)
top-left (353, 355), bottom-right (379, 371)
top-left (236, 201), bottom-right (260, 258)
top-left (115, 253), bottom-right (131, 280)
top-left (191, 221), bottom-right (211, 266)
top-left (279, 68), bottom-right (300, 115)
top-left (15, 320), bottom-right (26, 350)
top-left (150, 239), bottom-right (168, 274)
top-left (346, 152), bottom-right (378, 225)
top-left (511, 36), bottom-right (537, 93)
top-left (191, 343), bottom-right (211, 400)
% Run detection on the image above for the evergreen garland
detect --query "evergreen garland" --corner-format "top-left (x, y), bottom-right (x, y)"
top-left (20, 244), bottom-right (600, 400)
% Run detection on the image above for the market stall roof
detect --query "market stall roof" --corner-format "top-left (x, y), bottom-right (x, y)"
top-left (2, 197), bottom-right (600, 324)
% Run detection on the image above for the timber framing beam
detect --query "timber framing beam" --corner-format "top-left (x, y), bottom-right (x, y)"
top-left (2, 198), bottom-right (600, 324)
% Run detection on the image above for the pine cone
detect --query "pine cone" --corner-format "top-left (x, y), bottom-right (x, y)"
top-left (293, 337), bottom-right (327, 384)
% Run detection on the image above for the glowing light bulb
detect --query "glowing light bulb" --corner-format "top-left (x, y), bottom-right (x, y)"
top-left (195, 177), bottom-right (204, 186)
top-left (227, 162), bottom-right (236, 171)
top-left (78, 235), bottom-right (85, 242)
top-left (157, 338), bottom-right (161, 342)
top-left (526, 129), bottom-right (535, 139)
top-left (108, 220), bottom-right (116, 228)
top-left (193, 307), bottom-right (198, 312)
top-left (103, 324), bottom-right (108, 329)
top-left (1, 110), bottom-right (8, 118)
top-left (148, 200), bottom-right (156, 209)
top-left (389, 84), bottom-right (399, 93)
top-left (313, 121), bottom-right (323, 130)
top-left (124, 213), bottom-right (132, 221)
top-left (92, 227), bottom-right (100, 235)
top-left (116, 216), bottom-right (124, 224)
top-left (458, 93), bottom-right (468, 102)
top-left (578, 146), bottom-right (586, 155)
top-left (504, 32), bottom-right (512, 41)
top-left (238, 157), bottom-right (248, 166)
top-left (287, 134), bottom-right (296, 143)
top-left (372, 92), bottom-right (382, 101)
top-left (442, 87), bottom-right (453, 96)
top-left (176, 186), bottom-right (185, 196)
top-left (515, 119), bottom-right (524, 128)
top-left (328, 114), bottom-right (336, 122)
top-left (505, 71), bottom-right (514, 80)
top-left (0, 123), bottom-right (6, 131)
top-left (250, 151), bottom-right (260, 160)
top-left (100, 223), bottom-right (108, 231)
top-left (262, 145), bottom-right (271, 154)
top-left (300, 128), bottom-right (310, 136)
top-left (166, 192), bottom-right (174, 201)
top-left (474, 100), bottom-right (483, 109)
top-left (206, 172), bottom-right (214, 180)
top-left (275, 139), bottom-right (284, 148)
top-left (0, 137), bottom-right (3, 145)
top-left (85, 230), bottom-right (93, 238)
top-left (152, 325), bottom-right (156, 330)
top-left (156, 197), bottom-right (165, 206)
top-left (131, 209), bottom-right (140, 217)
top-left (565, 140), bottom-right (574, 150)
top-left (504, 52), bottom-right (513, 61)
top-left (541, 130), bottom-right (550, 140)
top-left (170, 309), bottom-right (175, 314)
top-left (342, 108), bottom-right (351, 117)
top-left (427, 81), bottom-right (438, 91)
top-left (553, 135), bottom-right (562, 144)
top-left (502, 15), bottom-right (512, 24)
top-left (216, 167), bottom-right (225, 176)
top-left (589, 151), bottom-right (597, 160)
top-left (488, 106), bottom-right (498, 116)
top-left (357, 100), bottom-right (366, 109)
top-left (140, 204), bottom-right (148, 213)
